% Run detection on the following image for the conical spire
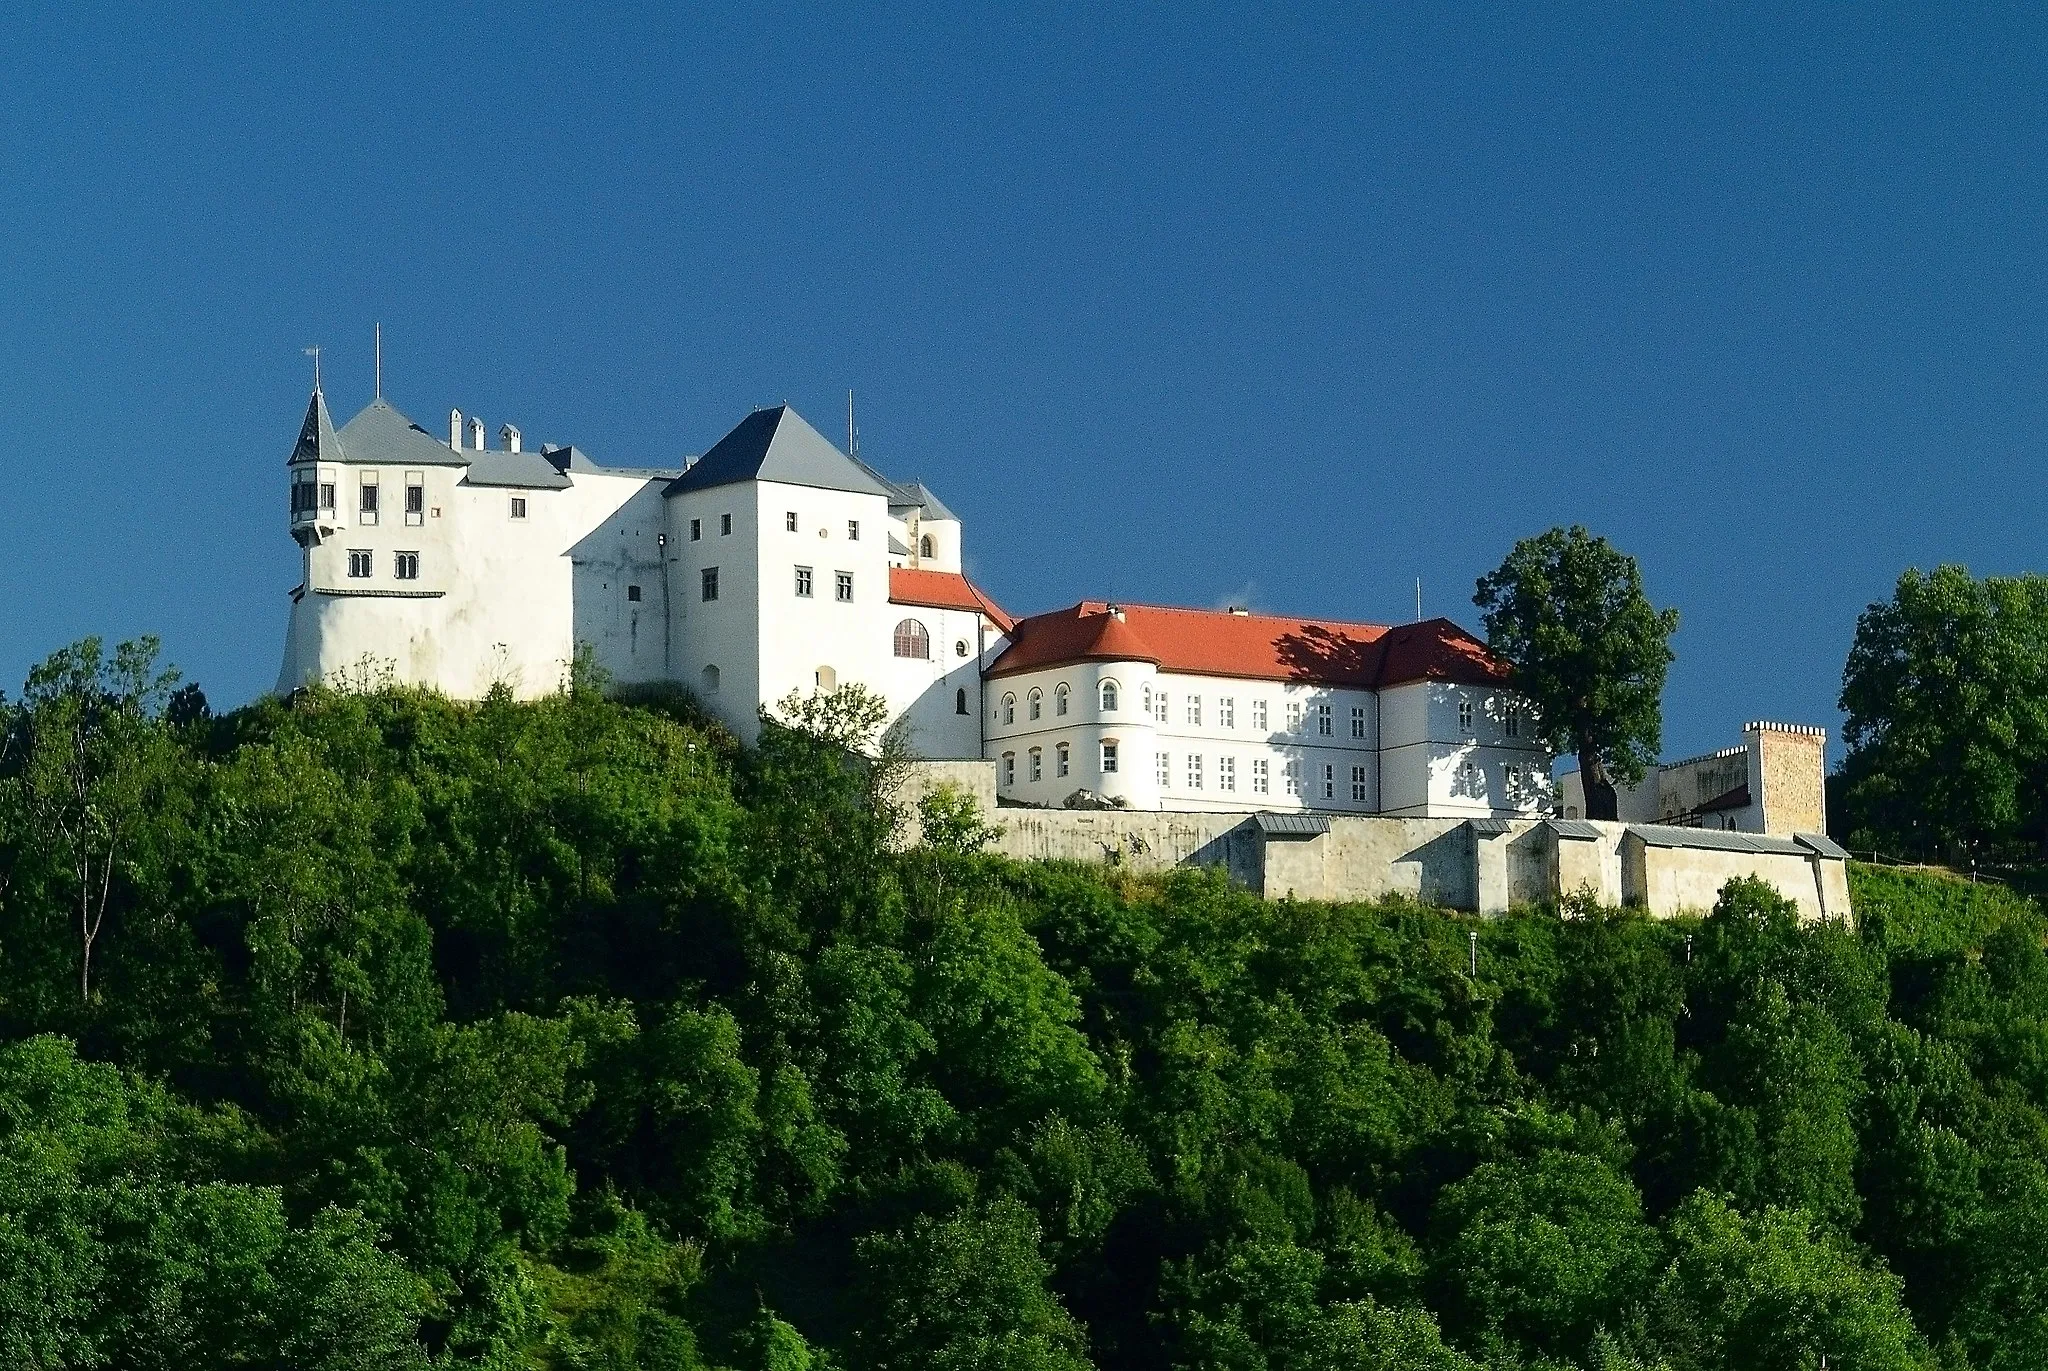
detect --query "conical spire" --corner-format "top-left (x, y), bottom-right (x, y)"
top-left (289, 388), bottom-right (343, 466)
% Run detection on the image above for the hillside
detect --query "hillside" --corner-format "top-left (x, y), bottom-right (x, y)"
top-left (0, 669), bottom-right (2046, 1369)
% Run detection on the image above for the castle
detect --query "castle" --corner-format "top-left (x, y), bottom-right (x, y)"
top-left (278, 388), bottom-right (1552, 820)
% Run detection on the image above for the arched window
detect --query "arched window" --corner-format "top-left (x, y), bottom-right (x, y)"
top-left (1054, 683), bottom-right (1070, 717)
top-left (700, 663), bottom-right (720, 694)
top-left (1002, 693), bottom-right (1016, 725)
top-left (955, 687), bottom-right (968, 715)
top-left (920, 534), bottom-right (934, 559)
top-left (955, 639), bottom-right (969, 658)
top-left (1028, 688), bottom-right (1042, 721)
top-left (1099, 679), bottom-right (1120, 712)
top-left (893, 618), bottom-right (930, 659)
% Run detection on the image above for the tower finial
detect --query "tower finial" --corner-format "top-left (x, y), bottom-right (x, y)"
top-left (374, 323), bottom-right (382, 400)
top-left (302, 345), bottom-right (322, 393)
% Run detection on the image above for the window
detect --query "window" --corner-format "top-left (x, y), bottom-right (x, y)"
top-left (1285, 701), bottom-right (1303, 733)
top-left (1459, 699), bottom-right (1474, 733)
top-left (395, 551), bottom-right (419, 581)
top-left (1219, 756), bottom-right (1236, 791)
top-left (1323, 764), bottom-right (1335, 800)
top-left (816, 665), bottom-right (837, 690)
top-left (720, 513), bottom-right (732, 536)
top-left (1252, 699), bottom-right (1268, 731)
top-left (1002, 694), bottom-right (1016, 725)
top-left (893, 619), bottom-right (930, 659)
top-left (701, 664), bottom-right (720, 694)
top-left (1316, 704), bottom-right (1332, 736)
top-left (1142, 685), bottom-right (1152, 716)
top-left (347, 549), bottom-right (372, 578)
top-left (1285, 759), bottom-right (1302, 796)
top-left (1156, 751), bottom-right (1170, 786)
top-left (1100, 741), bottom-right (1119, 773)
top-left (1028, 688), bottom-right (1042, 720)
top-left (1219, 697), bottom-right (1235, 728)
top-left (1099, 680), bottom-right (1118, 712)
top-left (835, 571), bottom-right (854, 603)
top-left (1056, 742), bottom-right (1070, 777)
top-left (405, 476), bottom-right (424, 526)
top-left (1187, 754), bottom-right (1203, 790)
top-left (689, 518), bottom-right (701, 541)
top-left (290, 472), bottom-right (316, 518)
top-left (1505, 706), bottom-right (1520, 738)
top-left (1187, 695), bottom-right (1202, 726)
top-left (955, 688), bottom-right (968, 715)
top-left (701, 567), bottom-right (719, 602)
top-left (1029, 748), bottom-right (1042, 782)
top-left (319, 480), bottom-right (335, 511)
top-left (955, 639), bottom-right (969, 658)
top-left (627, 584), bottom-right (641, 602)
top-left (1352, 765), bottom-right (1368, 802)
top-left (1252, 758), bottom-right (1270, 794)
top-left (358, 475), bottom-right (379, 525)
top-left (1003, 753), bottom-right (1016, 787)
top-left (1459, 760), bottom-right (1479, 793)
top-left (919, 534), bottom-right (933, 559)
top-left (1154, 690), bottom-right (1169, 723)
top-left (795, 566), bottom-right (813, 597)
top-left (1351, 706), bottom-right (1367, 739)
top-left (1055, 683), bottom-right (1070, 716)
top-left (847, 519), bottom-right (860, 541)
top-left (510, 496), bottom-right (527, 520)
top-left (786, 511), bottom-right (798, 532)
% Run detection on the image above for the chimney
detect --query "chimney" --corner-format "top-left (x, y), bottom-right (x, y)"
top-left (469, 416), bottom-right (486, 450)
top-left (500, 423), bottom-right (521, 453)
top-left (449, 409), bottom-right (462, 449)
top-left (1106, 602), bottom-right (1125, 622)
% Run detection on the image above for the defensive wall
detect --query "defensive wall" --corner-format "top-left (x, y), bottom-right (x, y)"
top-left (899, 761), bottom-right (1852, 921)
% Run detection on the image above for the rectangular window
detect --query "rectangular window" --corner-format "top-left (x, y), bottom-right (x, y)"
top-left (290, 473), bottom-right (315, 518)
top-left (847, 519), bottom-right (860, 541)
top-left (786, 511), bottom-right (799, 532)
top-left (1186, 696), bottom-right (1202, 727)
top-left (1219, 697), bottom-right (1235, 728)
top-left (1003, 753), bottom-right (1016, 787)
top-left (1100, 741), bottom-right (1119, 774)
top-left (1351, 706), bottom-right (1367, 739)
top-left (1029, 749), bottom-right (1043, 783)
top-left (405, 473), bottom-right (424, 526)
top-left (319, 480), bottom-right (335, 511)
top-left (835, 571), bottom-right (854, 602)
top-left (627, 584), bottom-right (642, 602)
top-left (358, 475), bottom-right (379, 525)
top-left (1285, 701), bottom-right (1302, 733)
top-left (1323, 764), bottom-right (1335, 799)
top-left (394, 551), bottom-right (419, 581)
top-left (1219, 756), bottom-right (1236, 791)
top-left (1252, 699), bottom-right (1268, 731)
top-left (1154, 691), bottom-right (1168, 723)
top-left (1505, 706), bottom-right (1520, 738)
top-left (1317, 704), bottom-right (1333, 736)
top-left (795, 566), bottom-right (813, 597)
top-left (347, 548), bottom-right (372, 578)
top-left (1252, 758), bottom-right (1269, 794)
top-left (701, 567), bottom-right (719, 602)
top-left (510, 496), bottom-right (528, 520)
top-left (720, 513), bottom-right (733, 536)
top-left (689, 518), bottom-right (701, 541)
top-left (1056, 743), bottom-right (1070, 777)
top-left (1285, 760), bottom-right (1301, 797)
top-left (1352, 765), bottom-right (1368, 802)
top-left (1459, 698), bottom-right (1474, 732)
top-left (1187, 754), bottom-right (1203, 790)
top-left (1156, 751), bottom-right (1170, 787)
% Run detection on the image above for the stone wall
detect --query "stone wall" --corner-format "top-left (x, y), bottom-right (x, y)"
top-left (1750, 721), bottom-right (1828, 835)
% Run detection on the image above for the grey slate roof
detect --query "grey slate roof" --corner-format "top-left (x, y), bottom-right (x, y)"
top-left (288, 390), bottom-right (342, 465)
top-left (1467, 817), bottom-right (1515, 836)
top-left (1795, 832), bottom-right (1852, 860)
top-left (1255, 812), bottom-right (1331, 836)
top-left (551, 446), bottom-right (682, 481)
top-left (1626, 824), bottom-right (1808, 856)
top-left (665, 406), bottom-right (891, 499)
top-left (464, 448), bottom-right (573, 490)
top-left (336, 399), bottom-right (470, 467)
top-left (889, 479), bottom-right (959, 522)
top-left (1547, 819), bottom-right (1605, 841)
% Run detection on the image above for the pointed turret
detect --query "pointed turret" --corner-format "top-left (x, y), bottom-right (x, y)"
top-left (288, 388), bottom-right (344, 466)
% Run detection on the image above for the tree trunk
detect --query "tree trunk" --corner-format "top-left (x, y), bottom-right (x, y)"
top-left (1578, 744), bottom-right (1620, 822)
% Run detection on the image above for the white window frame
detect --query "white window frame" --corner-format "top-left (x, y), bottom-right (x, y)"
top-left (1187, 695), bottom-right (1202, 727)
top-left (1252, 758), bottom-right (1270, 795)
top-left (1055, 683), bottom-right (1070, 716)
top-left (1099, 679), bottom-right (1119, 712)
top-left (394, 550), bottom-right (420, 581)
top-left (1100, 740), bottom-right (1119, 774)
top-left (795, 566), bottom-right (813, 597)
top-left (1029, 688), bottom-right (1042, 721)
top-left (1002, 693), bottom-right (1016, 725)
top-left (1219, 697), bottom-right (1235, 728)
top-left (835, 571), bottom-right (854, 603)
top-left (1351, 706), bottom-right (1367, 739)
top-left (1155, 751), bottom-right (1170, 787)
top-left (1187, 753), bottom-right (1203, 790)
top-left (1316, 704), bottom-right (1332, 736)
top-left (1253, 699), bottom-right (1268, 731)
top-left (1029, 747), bottom-right (1042, 783)
top-left (1056, 742), bottom-right (1070, 777)
top-left (1219, 755), bottom-right (1236, 791)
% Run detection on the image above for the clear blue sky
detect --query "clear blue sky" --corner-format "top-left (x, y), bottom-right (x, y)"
top-left (2, 4), bottom-right (2041, 766)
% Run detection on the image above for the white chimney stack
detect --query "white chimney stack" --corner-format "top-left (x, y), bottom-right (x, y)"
top-left (469, 416), bottom-right (486, 450)
top-left (449, 409), bottom-right (463, 449)
top-left (500, 423), bottom-right (521, 453)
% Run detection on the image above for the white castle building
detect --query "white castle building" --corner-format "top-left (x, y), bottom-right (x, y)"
top-left (278, 388), bottom-right (1551, 819)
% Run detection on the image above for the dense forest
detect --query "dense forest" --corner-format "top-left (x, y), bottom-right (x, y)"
top-left (4, 639), bottom-right (2048, 1369)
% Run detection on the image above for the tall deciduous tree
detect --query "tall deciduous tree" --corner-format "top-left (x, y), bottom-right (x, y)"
top-left (1474, 527), bottom-right (1679, 820)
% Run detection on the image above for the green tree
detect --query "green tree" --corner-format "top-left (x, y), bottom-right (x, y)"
top-left (1473, 526), bottom-right (1679, 820)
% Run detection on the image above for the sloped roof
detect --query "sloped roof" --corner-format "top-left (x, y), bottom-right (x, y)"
top-left (986, 602), bottom-right (1507, 689)
top-left (665, 406), bottom-right (891, 498)
top-left (464, 448), bottom-right (573, 490)
top-left (1625, 824), bottom-right (1809, 856)
top-left (336, 398), bottom-right (470, 467)
top-left (288, 389), bottom-right (342, 465)
top-left (889, 479), bottom-right (959, 522)
top-left (888, 567), bottom-right (1016, 632)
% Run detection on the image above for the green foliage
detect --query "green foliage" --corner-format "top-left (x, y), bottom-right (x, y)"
top-left (10, 635), bottom-right (2048, 1367)
top-left (1473, 525), bottom-right (1679, 817)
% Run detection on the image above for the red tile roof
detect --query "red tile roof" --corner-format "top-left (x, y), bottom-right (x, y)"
top-left (985, 601), bottom-right (1508, 689)
top-left (888, 567), bottom-right (1016, 633)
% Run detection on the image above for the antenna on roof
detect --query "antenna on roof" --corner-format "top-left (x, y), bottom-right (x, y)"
top-left (1415, 577), bottom-right (1422, 623)
top-left (847, 388), bottom-right (858, 459)
top-left (374, 323), bottom-right (382, 400)
top-left (302, 345), bottom-right (321, 393)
